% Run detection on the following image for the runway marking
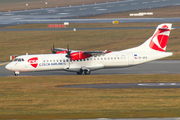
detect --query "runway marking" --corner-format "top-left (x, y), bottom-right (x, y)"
top-left (31, 12), bottom-right (40, 15)
top-left (119, 4), bottom-right (126, 6)
top-left (2, 14), bottom-right (13, 16)
top-left (94, 7), bottom-right (101, 9)
top-left (12, 18), bottom-right (21, 20)
top-left (138, 83), bottom-right (180, 86)
top-left (131, 3), bottom-right (139, 5)
top-left (171, 83), bottom-right (176, 85)
top-left (0, 62), bottom-right (9, 66)
top-left (107, 5), bottom-right (113, 7)
top-left (47, 10), bottom-right (55, 12)
top-left (64, 9), bottom-right (74, 11)
top-left (159, 83), bottom-right (164, 85)
top-left (96, 9), bottom-right (107, 11)
top-left (153, 1), bottom-right (160, 2)
top-left (79, 8), bottom-right (87, 10)
top-left (58, 13), bottom-right (70, 15)
top-left (142, 2), bottom-right (149, 4)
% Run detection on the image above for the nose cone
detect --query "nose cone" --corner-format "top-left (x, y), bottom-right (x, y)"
top-left (5, 63), bottom-right (12, 71)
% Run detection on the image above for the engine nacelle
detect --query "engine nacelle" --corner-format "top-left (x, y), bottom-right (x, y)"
top-left (71, 51), bottom-right (91, 60)
top-left (55, 50), bottom-right (68, 54)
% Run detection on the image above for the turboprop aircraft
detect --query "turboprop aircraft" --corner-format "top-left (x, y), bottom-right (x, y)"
top-left (6, 23), bottom-right (173, 76)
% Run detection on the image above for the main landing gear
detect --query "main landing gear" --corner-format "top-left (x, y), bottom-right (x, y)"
top-left (14, 71), bottom-right (19, 76)
top-left (77, 69), bottom-right (91, 75)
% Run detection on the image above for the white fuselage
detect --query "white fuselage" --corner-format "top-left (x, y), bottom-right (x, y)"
top-left (5, 51), bottom-right (172, 73)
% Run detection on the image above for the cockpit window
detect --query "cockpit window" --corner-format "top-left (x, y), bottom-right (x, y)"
top-left (14, 58), bottom-right (18, 61)
top-left (13, 58), bottom-right (25, 62)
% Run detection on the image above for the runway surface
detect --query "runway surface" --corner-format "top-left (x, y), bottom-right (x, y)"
top-left (1, 60), bottom-right (180, 77)
top-left (58, 82), bottom-right (180, 89)
top-left (0, 0), bottom-right (180, 26)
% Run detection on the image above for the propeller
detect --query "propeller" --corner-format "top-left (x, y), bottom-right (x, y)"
top-left (65, 45), bottom-right (72, 61)
top-left (65, 45), bottom-right (72, 68)
top-left (51, 44), bottom-right (57, 54)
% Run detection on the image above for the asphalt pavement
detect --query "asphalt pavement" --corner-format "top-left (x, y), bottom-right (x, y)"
top-left (0, 0), bottom-right (180, 26)
top-left (58, 83), bottom-right (180, 89)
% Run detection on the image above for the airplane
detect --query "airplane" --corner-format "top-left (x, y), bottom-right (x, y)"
top-left (5, 23), bottom-right (173, 76)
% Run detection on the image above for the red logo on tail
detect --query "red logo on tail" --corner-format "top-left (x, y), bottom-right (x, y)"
top-left (149, 25), bottom-right (170, 52)
top-left (28, 57), bottom-right (38, 68)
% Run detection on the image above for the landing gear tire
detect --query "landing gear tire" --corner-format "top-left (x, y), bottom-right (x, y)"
top-left (77, 69), bottom-right (83, 75)
top-left (14, 71), bottom-right (19, 76)
top-left (84, 70), bottom-right (91, 75)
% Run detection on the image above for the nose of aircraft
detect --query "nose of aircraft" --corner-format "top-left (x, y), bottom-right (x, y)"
top-left (5, 63), bottom-right (12, 70)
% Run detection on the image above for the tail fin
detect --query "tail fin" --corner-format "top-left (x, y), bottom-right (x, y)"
top-left (124, 23), bottom-right (172, 52)
top-left (149, 23), bottom-right (172, 52)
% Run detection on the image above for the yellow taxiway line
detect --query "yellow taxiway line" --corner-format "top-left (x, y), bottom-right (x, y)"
top-left (0, 62), bottom-right (9, 66)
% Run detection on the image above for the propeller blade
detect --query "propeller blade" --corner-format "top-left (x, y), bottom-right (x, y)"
top-left (65, 45), bottom-right (72, 61)
top-left (51, 44), bottom-right (57, 54)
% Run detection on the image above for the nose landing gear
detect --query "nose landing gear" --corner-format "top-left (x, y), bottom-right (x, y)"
top-left (14, 71), bottom-right (19, 76)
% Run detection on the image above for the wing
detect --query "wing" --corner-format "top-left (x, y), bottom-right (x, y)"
top-left (54, 48), bottom-right (67, 51)
top-left (52, 47), bottom-right (111, 60)
top-left (83, 50), bottom-right (111, 57)
top-left (53, 48), bottom-right (79, 54)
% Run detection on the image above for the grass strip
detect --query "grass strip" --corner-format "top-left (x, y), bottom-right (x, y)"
top-left (0, 74), bottom-right (180, 119)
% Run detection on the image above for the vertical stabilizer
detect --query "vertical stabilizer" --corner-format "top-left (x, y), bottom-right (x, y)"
top-left (123, 23), bottom-right (172, 52)
top-left (148, 23), bottom-right (172, 52)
